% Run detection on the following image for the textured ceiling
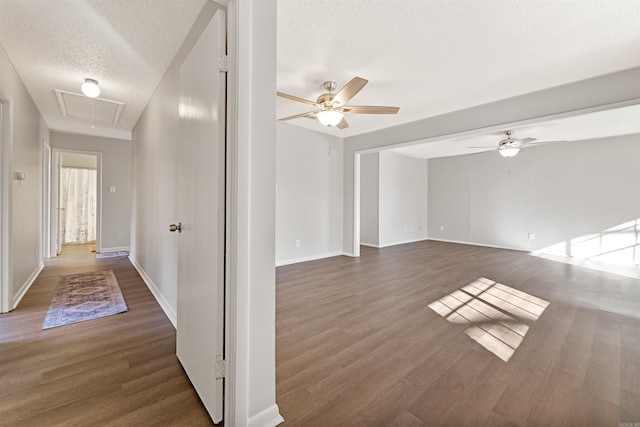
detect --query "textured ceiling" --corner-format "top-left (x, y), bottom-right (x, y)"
top-left (1, 1), bottom-right (638, 142)
top-left (0, 0), bottom-right (208, 140)
top-left (277, 0), bottom-right (640, 137)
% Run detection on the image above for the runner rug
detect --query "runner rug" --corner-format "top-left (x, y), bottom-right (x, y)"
top-left (42, 270), bottom-right (128, 329)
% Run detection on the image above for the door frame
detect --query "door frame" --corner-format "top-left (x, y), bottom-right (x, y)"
top-left (42, 143), bottom-right (51, 258)
top-left (0, 94), bottom-right (11, 313)
top-left (50, 148), bottom-right (102, 255)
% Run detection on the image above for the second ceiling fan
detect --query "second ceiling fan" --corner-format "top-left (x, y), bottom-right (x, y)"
top-left (469, 130), bottom-right (566, 158)
top-left (277, 77), bottom-right (399, 129)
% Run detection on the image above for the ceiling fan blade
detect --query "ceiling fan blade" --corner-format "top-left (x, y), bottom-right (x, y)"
top-left (468, 145), bottom-right (500, 148)
top-left (278, 111), bottom-right (317, 121)
top-left (521, 140), bottom-right (567, 148)
top-left (517, 137), bottom-right (537, 143)
top-left (332, 77), bottom-right (368, 106)
top-left (277, 91), bottom-right (317, 106)
top-left (344, 106), bottom-right (399, 114)
top-left (470, 149), bottom-right (498, 156)
top-left (336, 117), bottom-right (349, 129)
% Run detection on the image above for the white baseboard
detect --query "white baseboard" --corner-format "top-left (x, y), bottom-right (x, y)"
top-left (13, 262), bottom-right (44, 309)
top-left (128, 255), bottom-right (177, 328)
top-left (360, 242), bottom-right (380, 248)
top-left (275, 251), bottom-right (344, 267)
top-left (377, 237), bottom-right (429, 248)
top-left (427, 237), bottom-right (525, 252)
top-left (99, 245), bottom-right (131, 253)
top-left (248, 404), bottom-right (284, 427)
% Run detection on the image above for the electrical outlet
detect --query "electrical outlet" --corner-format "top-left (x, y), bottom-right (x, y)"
top-left (528, 233), bottom-right (535, 240)
top-left (440, 226), bottom-right (445, 232)
top-left (295, 239), bottom-right (301, 248)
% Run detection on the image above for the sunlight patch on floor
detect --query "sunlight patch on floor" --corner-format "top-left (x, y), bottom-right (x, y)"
top-left (428, 277), bottom-right (549, 362)
top-left (530, 219), bottom-right (640, 279)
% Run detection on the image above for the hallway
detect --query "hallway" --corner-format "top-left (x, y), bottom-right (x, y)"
top-left (0, 245), bottom-right (213, 426)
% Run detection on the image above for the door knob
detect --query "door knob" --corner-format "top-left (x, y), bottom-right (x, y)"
top-left (169, 222), bottom-right (182, 233)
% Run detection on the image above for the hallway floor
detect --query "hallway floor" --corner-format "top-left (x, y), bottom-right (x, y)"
top-left (0, 244), bottom-right (214, 426)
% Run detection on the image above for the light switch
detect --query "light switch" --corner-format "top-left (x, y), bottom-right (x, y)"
top-left (109, 186), bottom-right (116, 193)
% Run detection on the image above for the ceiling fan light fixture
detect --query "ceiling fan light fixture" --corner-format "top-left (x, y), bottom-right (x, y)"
top-left (81, 78), bottom-right (100, 98)
top-left (499, 147), bottom-right (520, 157)
top-left (316, 109), bottom-right (344, 127)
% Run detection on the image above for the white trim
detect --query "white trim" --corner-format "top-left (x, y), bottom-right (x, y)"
top-left (99, 246), bottom-right (130, 253)
top-left (12, 262), bottom-right (44, 309)
top-left (377, 237), bottom-right (430, 248)
top-left (276, 251), bottom-right (344, 267)
top-left (42, 143), bottom-right (51, 258)
top-left (360, 242), bottom-right (380, 248)
top-left (225, 1), bottom-right (239, 424)
top-left (0, 96), bottom-right (11, 313)
top-left (248, 404), bottom-right (284, 427)
top-left (352, 152), bottom-right (361, 257)
top-left (129, 255), bottom-right (177, 328)
top-left (426, 237), bottom-right (525, 252)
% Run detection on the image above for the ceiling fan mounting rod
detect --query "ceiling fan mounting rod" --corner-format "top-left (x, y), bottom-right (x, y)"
top-left (323, 80), bottom-right (337, 93)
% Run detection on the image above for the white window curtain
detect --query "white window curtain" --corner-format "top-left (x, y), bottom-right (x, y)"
top-left (60, 167), bottom-right (97, 244)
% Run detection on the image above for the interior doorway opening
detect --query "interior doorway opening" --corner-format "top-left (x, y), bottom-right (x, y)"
top-left (50, 149), bottom-right (101, 258)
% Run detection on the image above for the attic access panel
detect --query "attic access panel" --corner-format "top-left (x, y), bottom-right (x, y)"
top-left (54, 90), bottom-right (124, 125)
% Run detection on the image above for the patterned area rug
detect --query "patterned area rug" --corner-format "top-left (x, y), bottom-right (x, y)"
top-left (42, 270), bottom-right (128, 329)
top-left (96, 251), bottom-right (129, 259)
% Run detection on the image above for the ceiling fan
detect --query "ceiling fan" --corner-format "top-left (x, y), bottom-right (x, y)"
top-left (277, 77), bottom-right (399, 129)
top-left (469, 130), bottom-right (566, 158)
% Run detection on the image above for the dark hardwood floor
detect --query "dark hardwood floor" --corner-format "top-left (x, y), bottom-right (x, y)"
top-left (0, 244), bottom-right (214, 426)
top-left (3, 240), bottom-right (639, 426)
top-left (276, 240), bottom-right (640, 426)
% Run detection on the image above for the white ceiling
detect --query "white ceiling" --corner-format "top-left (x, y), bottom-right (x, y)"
top-left (0, 0), bottom-right (208, 140)
top-left (277, 0), bottom-right (640, 137)
top-left (0, 1), bottom-right (638, 143)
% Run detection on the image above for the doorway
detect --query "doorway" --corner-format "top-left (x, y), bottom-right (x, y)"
top-left (50, 149), bottom-right (101, 257)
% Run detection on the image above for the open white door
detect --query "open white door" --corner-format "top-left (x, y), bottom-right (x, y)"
top-left (50, 151), bottom-right (62, 256)
top-left (176, 8), bottom-right (226, 424)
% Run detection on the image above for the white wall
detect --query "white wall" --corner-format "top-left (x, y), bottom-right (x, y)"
top-left (342, 68), bottom-right (640, 255)
top-left (130, 39), bottom-right (181, 317)
top-left (359, 151), bottom-right (428, 248)
top-left (60, 152), bottom-right (97, 169)
top-left (359, 152), bottom-right (379, 246)
top-left (0, 42), bottom-right (46, 311)
top-left (275, 122), bottom-right (343, 265)
top-left (50, 132), bottom-right (132, 251)
top-left (378, 151), bottom-right (428, 247)
top-left (132, 1), bottom-right (282, 424)
top-left (428, 134), bottom-right (640, 264)
top-left (232, 0), bottom-right (282, 424)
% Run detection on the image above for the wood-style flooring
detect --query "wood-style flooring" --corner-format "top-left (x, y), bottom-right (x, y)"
top-left (276, 241), bottom-right (640, 426)
top-left (3, 240), bottom-right (640, 426)
top-left (0, 244), bottom-right (214, 426)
